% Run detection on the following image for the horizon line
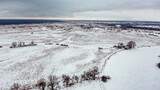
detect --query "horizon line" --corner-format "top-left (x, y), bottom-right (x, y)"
top-left (0, 17), bottom-right (160, 22)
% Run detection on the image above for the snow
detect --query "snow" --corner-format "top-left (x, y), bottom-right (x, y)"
top-left (42, 27), bottom-right (50, 31)
top-left (103, 46), bottom-right (160, 90)
top-left (71, 47), bottom-right (160, 90)
top-left (0, 23), bottom-right (160, 89)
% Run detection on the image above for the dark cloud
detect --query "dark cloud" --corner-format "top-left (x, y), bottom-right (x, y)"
top-left (0, 0), bottom-right (159, 20)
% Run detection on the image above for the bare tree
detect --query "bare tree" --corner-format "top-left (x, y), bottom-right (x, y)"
top-left (74, 75), bottom-right (79, 83)
top-left (10, 83), bottom-right (21, 90)
top-left (62, 74), bottom-right (71, 87)
top-left (91, 66), bottom-right (99, 80)
top-left (11, 42), bottom-right (17, 48)
top-left (36, 78), bottom-right (46, 90)
top-left (18, 42), bottom-right (23, 47)
top-left (118, 42), bottom-right (124, 49)
top-left (127, 41), bottom-right (136, 49)
top-left (48, 75), bottom-right (59, 90)
top-left (22, 42), bottom-right (25, 47)
top-left (31, 41), bottom-right (34, 45)
top-left (80, 66), bottom-right (100, 82)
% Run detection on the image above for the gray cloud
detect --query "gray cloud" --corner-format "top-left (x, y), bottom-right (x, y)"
top-left (0, 0), bottom-right (160, 20)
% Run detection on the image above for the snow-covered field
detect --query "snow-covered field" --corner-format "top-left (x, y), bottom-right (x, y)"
top-left (103, 46), bottom-right (160, 90)
top-left (0, 23), bottom-right (160, 89)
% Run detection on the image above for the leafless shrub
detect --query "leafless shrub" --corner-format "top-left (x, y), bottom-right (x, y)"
top-left (101, 75), bottom-right (111, 82)
top-left (74, 75), bottom-right (79, 83)
top-left (80, 66), bottom-right (100, 82)
top-left (10, 42), bottom-right (17, 48)
top-left (127, 41), bottom-right (136, 49)
top-left (114, 41), bottom-right (136, 50)
top-left (10, 83), bottom-right (21, 90)
top-left (69, 75), bottom-right (79, 87)
top-left (47, 75), bottom-right (59, 90)
top-left (31, 41), bottom-right (34, 45)
top-left (18, 42), bottom-right (23, 47)
top-left (36, 78), bottom-right (46, 90)
top-left (91, 66), bottom-right (99, 80)
top-left (113, 42), bottom-right (124, 49)
top-left (62, 74), bottom-right (71, 87)
top-left (118, 42), bottom-right (124, 49)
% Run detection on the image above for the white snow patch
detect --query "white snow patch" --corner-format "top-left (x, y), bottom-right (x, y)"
top-left (103, 46), bottom-right (160, 90)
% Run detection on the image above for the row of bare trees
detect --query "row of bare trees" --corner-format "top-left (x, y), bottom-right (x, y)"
top-left (10, 67), bottom-right (110, 90)
top-left (114, 41), bottom-right (136, 50)
top-left (10, 83), bottom-right (31, 90)
top-left (10, 41), bottom-right (37, 48)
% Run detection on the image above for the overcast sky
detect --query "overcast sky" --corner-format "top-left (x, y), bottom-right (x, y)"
top-left (0, 0), bottom-right (160, 21)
